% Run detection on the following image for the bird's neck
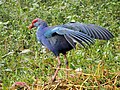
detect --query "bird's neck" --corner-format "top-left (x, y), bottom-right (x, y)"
top-left (37, 22), bottom-right (48, 31)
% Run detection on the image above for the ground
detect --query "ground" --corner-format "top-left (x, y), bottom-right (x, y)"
top-left (0, 0), bottom-right (120, 89)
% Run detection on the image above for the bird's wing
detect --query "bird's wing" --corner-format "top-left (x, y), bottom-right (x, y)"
top-left (62, 22), bottom-right (114, 40)
top-left (44, 27), bottom-right (94, 48)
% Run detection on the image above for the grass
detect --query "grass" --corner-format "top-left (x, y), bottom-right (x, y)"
top-left (0, 0), bottom-right (120, 89)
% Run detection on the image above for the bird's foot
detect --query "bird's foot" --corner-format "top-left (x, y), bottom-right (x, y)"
top-left (11, 82), bottom-right (30, 90)
top-left (51, 75), bottom-right (56, 82)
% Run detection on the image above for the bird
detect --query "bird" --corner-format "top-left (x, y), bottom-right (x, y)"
top-left (28, 18), bottom-right (113, 81)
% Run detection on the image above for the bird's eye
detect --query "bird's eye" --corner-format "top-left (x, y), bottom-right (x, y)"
top-left (34, 22), bottom-right (40, 27)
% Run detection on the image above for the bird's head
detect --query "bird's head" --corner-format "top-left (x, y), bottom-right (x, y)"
top-left (29, 18), bottom-right (44, 29)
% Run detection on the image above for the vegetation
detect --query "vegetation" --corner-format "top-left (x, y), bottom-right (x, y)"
top-left (0, 0), bottom-right (120, 89)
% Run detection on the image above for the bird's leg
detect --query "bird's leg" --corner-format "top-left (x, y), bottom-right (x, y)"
top-left (64, 54), bottom-right (69, 78)
top-left (52, 56), bottom-right (61, 82)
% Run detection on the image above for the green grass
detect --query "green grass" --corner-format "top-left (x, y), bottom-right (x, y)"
top-left (0, 0), bottom-right (120, 89)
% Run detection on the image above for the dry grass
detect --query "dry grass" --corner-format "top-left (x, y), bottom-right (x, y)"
top-left (7, 63), bottom-right (120, 90)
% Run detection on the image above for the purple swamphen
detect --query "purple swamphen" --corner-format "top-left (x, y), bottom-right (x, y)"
top-left (29, 18), bottom-right (113, 81)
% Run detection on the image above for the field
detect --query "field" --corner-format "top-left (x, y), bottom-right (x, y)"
top-left (0, 0), bottom-right (120, 89)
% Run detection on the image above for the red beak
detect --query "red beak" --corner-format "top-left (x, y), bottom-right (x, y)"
top-left (28, 24), bottom-right (34, 29)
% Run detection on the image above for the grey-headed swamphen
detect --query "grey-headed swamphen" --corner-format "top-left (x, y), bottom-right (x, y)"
top-left (29, 18), bottom-right (113, 81)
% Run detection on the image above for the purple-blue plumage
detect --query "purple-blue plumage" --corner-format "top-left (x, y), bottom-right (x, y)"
top-left (29, 19), bottom-right (113, 56)
top-left (29, 18), bottom-right (113, 81)
top-left (36, 25), bottom-right (73, 56)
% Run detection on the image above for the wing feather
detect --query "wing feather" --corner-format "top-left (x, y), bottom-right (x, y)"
top-left (44, 27), bottom-right (94, 48)
top-left (63, 22), bottom-right (114, 40)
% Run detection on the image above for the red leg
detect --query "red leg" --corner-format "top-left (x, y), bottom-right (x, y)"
top-left (64, 54), bottom-right (69, 78)
top-left (52, 56), bottom-right (61, 82)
